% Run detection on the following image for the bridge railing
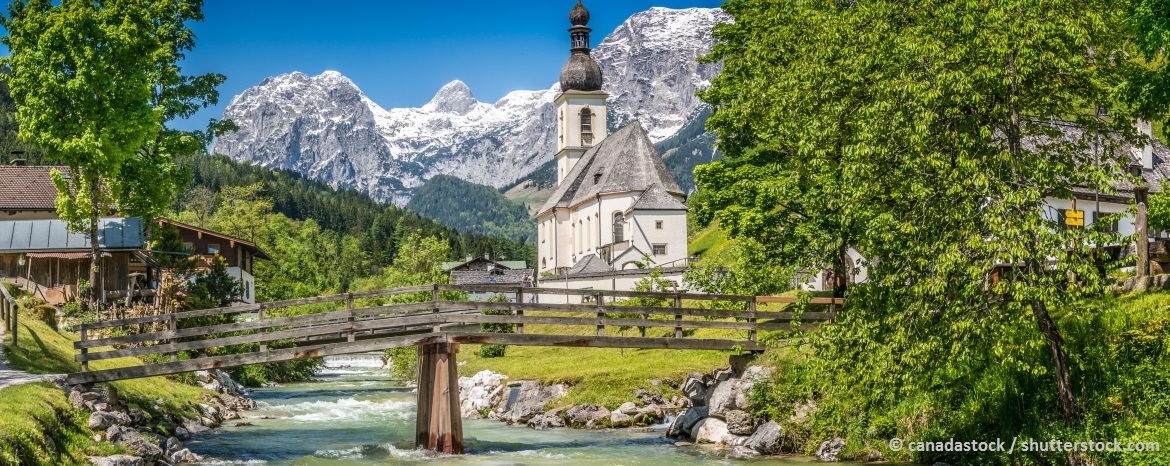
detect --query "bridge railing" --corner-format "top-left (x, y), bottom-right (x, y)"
top-left (67, 285), bottom-right (843, 384)
top-left (1, 281), bottom-right (17, 347)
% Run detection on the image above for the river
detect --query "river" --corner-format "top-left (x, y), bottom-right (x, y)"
top-left (185, 354), bottom-right (837, 465)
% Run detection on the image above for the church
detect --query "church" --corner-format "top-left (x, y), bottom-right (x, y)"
top-left (535, 1), bottom-right (690, 277)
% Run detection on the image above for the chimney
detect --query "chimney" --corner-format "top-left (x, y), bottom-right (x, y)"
top-left (465, 255), bottom-right (472, 262)
top-left (484, 253), bottom-right (490, 261)
top-left (9, 159), bottom-right (25, 166)
top-left (1137, 119), bottom-right (1154, 170)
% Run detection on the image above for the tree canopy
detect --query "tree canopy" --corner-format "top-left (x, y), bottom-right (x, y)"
top-left (697, 0), bottom-right (1170, 462)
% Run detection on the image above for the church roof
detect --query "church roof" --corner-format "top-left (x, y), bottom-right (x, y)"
top-left (537, 121), bottom-right (684, 216)
top-left (568, 254), bottom-right (611, 275)
top-left (627, 184), bottom-right (687, 213)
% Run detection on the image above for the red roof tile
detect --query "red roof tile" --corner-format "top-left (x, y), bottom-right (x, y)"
top-left (0, 166), bottom-right (64, 211)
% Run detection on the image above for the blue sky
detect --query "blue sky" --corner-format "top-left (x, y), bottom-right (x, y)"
top-left (153, 0), bottom-right (722, 131)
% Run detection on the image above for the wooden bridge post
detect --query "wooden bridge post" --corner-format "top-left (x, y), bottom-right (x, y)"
top-left (515, 287), bottom-right (524, 334)
top-left (415, 341), bottom-right (464, 454)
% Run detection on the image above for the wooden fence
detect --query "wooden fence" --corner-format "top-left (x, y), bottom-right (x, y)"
top-left (65, 285), bottom-right (843, 385)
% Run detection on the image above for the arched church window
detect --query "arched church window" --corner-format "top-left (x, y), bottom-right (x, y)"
top-left (581, 108), bottom-right (594, 146)
top-left (613, 212), bottom-right (624, 243)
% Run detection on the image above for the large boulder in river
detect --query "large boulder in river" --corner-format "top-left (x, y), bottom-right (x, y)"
top-left (498, 381), bottom-right (566, 425)
top-left (565, 404), bottom-right (611, 428)
top-left (746, 421), bottom-right (786, 454)
top-left (666, 406), bottom-right (707, 438)
top-left (610, 411), bottom-right (633, 428)
top-left (705, 378), bottom-right (740, 416)
top-left (691, 417), bottom-right (729, 444)
top-left (458, 370), bottom-right (507, 419)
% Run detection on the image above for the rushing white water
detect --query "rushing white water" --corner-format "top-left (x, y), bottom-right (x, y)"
top-left (185, 363), bottom-right (846, 465)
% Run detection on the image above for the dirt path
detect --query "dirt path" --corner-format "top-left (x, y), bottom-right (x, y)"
top-left (0, 332), bottom-right (62, 389)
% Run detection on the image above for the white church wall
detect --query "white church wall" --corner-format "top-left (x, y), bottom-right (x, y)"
top-left (627, 210), bottom-right (688, 267)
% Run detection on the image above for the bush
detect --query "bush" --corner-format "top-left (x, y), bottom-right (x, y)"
top-left (384, 346), bottom-right (418, 381)
top-left (476, 344), bottom-right (507, 358)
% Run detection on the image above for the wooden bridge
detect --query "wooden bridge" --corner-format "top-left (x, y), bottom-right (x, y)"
top-left (65, 284), bottom-right (842, 454)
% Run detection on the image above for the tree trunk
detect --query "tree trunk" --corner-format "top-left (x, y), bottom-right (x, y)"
top-left (1030, 299), bottom-right (1080, 421)
top-left (833, 244), bottom-right (850, 298)
top-left (89, 177), bottom-right (101, 305)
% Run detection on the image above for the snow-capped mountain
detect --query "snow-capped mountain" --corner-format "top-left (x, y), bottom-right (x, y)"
top-left (211, 7), bottom-right (730, 205)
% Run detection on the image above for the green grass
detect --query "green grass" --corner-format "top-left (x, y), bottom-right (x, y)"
top-left (4, 307), bottom-right (210, 419)
top-left (459, 312), bottom-right (753, 409)
top-left (1155, 120), bottom-right (1167, 145)
top-left (688, 222), bottom-right (735, 266)
top-left (0, 383), bottom-right (125, 465)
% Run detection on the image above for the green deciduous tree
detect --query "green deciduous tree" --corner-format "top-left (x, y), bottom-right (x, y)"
top-left (2, 0), bottom-right (225, 301)
top-left (700, 0), bottom-right (1154, 454)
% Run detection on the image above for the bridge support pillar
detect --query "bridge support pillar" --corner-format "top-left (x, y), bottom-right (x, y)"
top-left (415, 342), bottom-right (464, 454)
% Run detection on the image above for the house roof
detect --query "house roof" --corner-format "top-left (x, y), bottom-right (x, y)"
top-left (626, 184), bottom-right (687, 213)
top-left (1021, 120), bottom-right (1170, 196)
top-left (450, 268), bottom-right (534, 285)
top-left (567, 254), bottom-right (611, 275)
top-left (155, 218), bottom-right (271, 260)
top-left (0, 166), bottom-right (65, 211)
top-left (0, 217), bottom-right (144, 252)
top-left (441, 257), bottom-right (527, 272)
top-left (537, 121), bottom-right (684, 216)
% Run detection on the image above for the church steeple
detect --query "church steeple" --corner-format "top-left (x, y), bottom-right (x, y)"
top-left (554, 1), bottom-right (608, 184)
top-left (559, 1), bottom-right (603, 93)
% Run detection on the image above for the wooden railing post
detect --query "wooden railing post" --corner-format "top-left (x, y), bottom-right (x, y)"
top-left (515, 287), bottom-right (524, 334)
top-left (596, 292), bottom-right (605, 336)
top-left (1, 295), bottom-right (7, 334)
top-left (673, 293), bottom-right (683, 339)
top-left (9, 297), bottom-right (16, 348)
top-left (347, 293), bottom-right (356, 343)
top-left (432, 285), bottom-right (441, 333)
top-left (748, 298), bottom-right (758, 342)
top-left (79, 324), bottom-right (89, 372)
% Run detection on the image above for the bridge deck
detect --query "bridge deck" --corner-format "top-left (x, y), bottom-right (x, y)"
top-left (65, 285), bottom-right (843, 385)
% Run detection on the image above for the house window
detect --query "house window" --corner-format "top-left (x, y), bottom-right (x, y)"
top-left (182, 242), bottom-right (194, 253)
top-left (581, 108), bottom-right (594, 146)
top-left (207, 244), bottom-right (220, 255)
top-left (613, 212), bottom-right (624, 243)
top-left (656, 220), bottom-right (664, 229)
top-left (1092, 212), bottom-right (1119, 233)
top-left (653, 244), bottom-right (667, 256)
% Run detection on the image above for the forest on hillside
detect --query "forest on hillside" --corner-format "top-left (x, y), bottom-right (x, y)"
top-left (406, 175), bottom-right (536, 243)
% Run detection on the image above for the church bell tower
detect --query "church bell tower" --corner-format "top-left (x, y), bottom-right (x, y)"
top-left (555, 1), bottom-right (609, 185)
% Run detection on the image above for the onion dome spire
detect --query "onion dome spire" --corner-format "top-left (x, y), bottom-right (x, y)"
top-left (559, 1), bottom-right (603, 92)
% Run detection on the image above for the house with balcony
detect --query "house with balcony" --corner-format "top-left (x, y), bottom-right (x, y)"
top-left (155, 218), bottom-right (270, 304)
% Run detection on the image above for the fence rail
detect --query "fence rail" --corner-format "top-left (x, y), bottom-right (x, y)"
top-left (66, 285), bottom-right (843, 384)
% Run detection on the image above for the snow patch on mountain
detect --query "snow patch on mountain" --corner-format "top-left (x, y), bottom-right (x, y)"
top-left (211, 7), bottom-right (731, 205)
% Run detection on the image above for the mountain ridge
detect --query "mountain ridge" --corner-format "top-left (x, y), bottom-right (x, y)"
top-left (211, 7), bottom-right (730, 206)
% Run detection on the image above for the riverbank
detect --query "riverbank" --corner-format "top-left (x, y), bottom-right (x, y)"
top-left (185, 354), bottom-right (852, 465)
top-left (0, 304), bottom-right (255, 465)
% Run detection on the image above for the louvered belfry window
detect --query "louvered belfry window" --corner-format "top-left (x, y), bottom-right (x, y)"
top-left (581, 108), bottom-right (594, 146)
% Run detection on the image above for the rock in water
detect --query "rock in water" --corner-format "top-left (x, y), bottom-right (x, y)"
top-left (705, 378), bottom-right (740, 416)
top-left (666, 406), bottom-right (708, 439)
top-left (617, 402), bottom-right (639, 415)
top-left (498, 381), bottom-right (566, 425)
top-left (816, 437), bottom-right (847, 462)
top-left (565, 404), bottom-right (611, 428)
top-left (610, 411), bottom-right (633, 428)
top-left (527, 408), bottom-right (566, 429)
top-left (458, 370), bottom-right (508, 419)
top-left (691, 417), bottom-right (729, 444)
top-left (745, 421), bottom-right (785, 454)
top-left (730, 446), bottom-right (760, 459)
top-left (87, 455), bottom-right (144, 466)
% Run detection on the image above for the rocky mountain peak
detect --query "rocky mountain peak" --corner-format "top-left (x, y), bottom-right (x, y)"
top-left (424, 80), bottom-right (480, 115)
top-left (212, 7), bottom-right (730, 206)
